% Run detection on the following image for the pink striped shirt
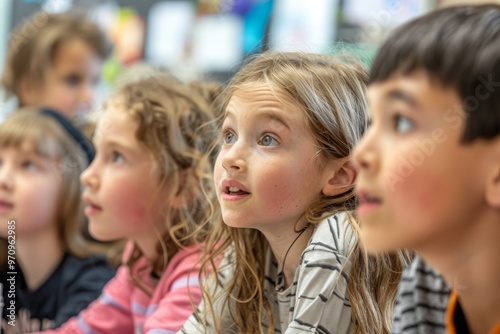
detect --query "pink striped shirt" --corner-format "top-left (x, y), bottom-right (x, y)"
top-left (35, 243), bottom-right (203, 334)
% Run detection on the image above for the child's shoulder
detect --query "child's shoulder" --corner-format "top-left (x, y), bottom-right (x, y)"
top-left (307, 211), bottom-right (357, 255)
top-left (393, 257), bottom-right (451, 334)
top-left (164, 244), bottom-right (203, 273)
top-left (61, 253), bottom-right (115, 287)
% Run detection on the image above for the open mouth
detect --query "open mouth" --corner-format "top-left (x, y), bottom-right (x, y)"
top-left (356, 190), bottom-right (382, 216)
top-left (224, 186), bottom-right (250, 195)
top-left (87, 203), bottom-right (102, 210)
top-left (0, 200), bottom-right (14, 211)
top-left (358, 193), bottom-right (382, 205)
top-left (83, 197), bottom-right (103, 216)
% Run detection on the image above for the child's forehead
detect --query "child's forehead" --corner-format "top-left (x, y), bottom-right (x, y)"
top-left (229, 83), bottom-right (296, 111)
top-left (367, 70), bottom-right (461, 110)
top-left (93, 106), bottom-right (139, 144)
top-left (54, 36), bottom-right (102, 58)
top-left (0, 138), bottom-right (58, 158)
top-left (99, 101), bottom-right (137, 126)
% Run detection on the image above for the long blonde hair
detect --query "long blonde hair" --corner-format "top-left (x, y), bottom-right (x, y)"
top-left (0, 108), bottom-right (110, 259)
top-left (200, 52), bottom-right (411, 334)
top-left (105, 75), bottom-right (217, 290)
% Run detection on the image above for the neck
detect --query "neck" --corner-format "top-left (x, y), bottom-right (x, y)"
top-left (261, 224), bottom-right (313, 289)
top-left (131, 226), bottom-right (164, 266)
top-left (420, 211), bottom-right (500, 334)
top-left (17, 228), bottom-right (64, 291)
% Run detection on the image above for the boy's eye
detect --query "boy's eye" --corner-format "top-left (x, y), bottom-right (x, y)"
top-left (259, 134), bottom-right (278, 147)
top-left (112, 151), bottom-right (124, 163)
top-left (64, 74), bottom-right (82, 87)
top-left (223, 131), bottom-right (236, 144)
top-left (394, 115), bottom-right (415, 134)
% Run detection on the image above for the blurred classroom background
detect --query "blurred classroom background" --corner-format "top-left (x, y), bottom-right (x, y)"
top-left (0, 0), bottom-right (497, 118)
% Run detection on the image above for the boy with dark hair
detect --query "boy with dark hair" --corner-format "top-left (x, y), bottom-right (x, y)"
top-left (353, 5), bottom-right (500, 334)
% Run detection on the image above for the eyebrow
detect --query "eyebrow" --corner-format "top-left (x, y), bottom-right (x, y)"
top-left (385, 89), bottom-right (419, 110)
top-left (225, 109), bottom-right (292, 131)
top-left (95, 137), bottom-right (136, 153)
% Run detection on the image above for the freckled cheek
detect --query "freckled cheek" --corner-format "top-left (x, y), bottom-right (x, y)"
top-left (257, 172), bottom-right (304, 215)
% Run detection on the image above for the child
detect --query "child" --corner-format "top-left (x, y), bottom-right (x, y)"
top-left (180, 52), bottom-right (411, 334)
top-left (36, 74), bottom-right (217, 333)
top-left (352, 5), bottom-right (500, 334)
top-left (1, 12), bottom-right (110, 119)
top-left (0, 108), bottom-right (115, 333)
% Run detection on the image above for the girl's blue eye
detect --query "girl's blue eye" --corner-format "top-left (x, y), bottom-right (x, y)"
top-left (223, 131), bottom-right (236, 144)
top-left (259, 135), bottom-right (278, 147)
top-left (394, 115), bottom-right (415, 134)
top-left (112, 151), bottom-right (124, 163)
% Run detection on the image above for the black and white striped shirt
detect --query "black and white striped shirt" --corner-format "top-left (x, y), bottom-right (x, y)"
top-left (179, 212), bottom-right (356, 334)
top-left (392, 257), bottom-right (450, 334)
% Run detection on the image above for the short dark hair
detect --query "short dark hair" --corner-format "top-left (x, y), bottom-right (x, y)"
top-left (370, 5), bottom-right (500, 142)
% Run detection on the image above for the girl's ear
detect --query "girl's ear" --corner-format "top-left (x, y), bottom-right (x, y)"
top-left (322, 157), bottom-right (357, 197)
top-left (485, 138), bottom-right (500, 208)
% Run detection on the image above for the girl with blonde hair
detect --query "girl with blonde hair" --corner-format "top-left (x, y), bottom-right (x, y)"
top-left (35, 74), bottom-right (217, 333)
top-left (180, 52), bottom-right (411, 334)
top-left (0, 108), bottom-right (115, 332)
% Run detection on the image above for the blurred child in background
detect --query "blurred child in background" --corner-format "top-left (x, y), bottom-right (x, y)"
top-left (0, 108), bottom-right (115, 333)
top-left (35, 74), bottom-right (217, 334)
top-left (353, 5), bottom-right (500, 333)
top-left (1, 12), bottom-right (110, 120)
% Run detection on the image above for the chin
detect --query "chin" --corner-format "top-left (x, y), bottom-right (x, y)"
top-left (221, 217), bottom-right (251, 229)
top-left (89, 226), bottom-right (113, 242)
top-left (360, 233), bottom-right (398, 254)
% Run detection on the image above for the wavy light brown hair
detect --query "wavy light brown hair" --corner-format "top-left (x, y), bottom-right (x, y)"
top-left (1, 11), bottom-right (110, 101)
top-left (104, 75), bottom-right (218, 291)
top-left (199, 52), bottom-right (412, 334)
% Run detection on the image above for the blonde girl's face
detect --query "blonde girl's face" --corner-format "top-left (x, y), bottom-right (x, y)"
top-left (213, 85), bottom-right (334, 235)
top-left (81, 105), bottom-right (168, 246)
top-left (21, 38), bottom-right (102, 118)
top-left (0, 143), bottom-right (61, 237)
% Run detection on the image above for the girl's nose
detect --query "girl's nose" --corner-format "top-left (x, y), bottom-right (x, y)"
top-left (80, 159), bottom-right (99, 189)
top-left (220, 141), bottom-right (248, 174)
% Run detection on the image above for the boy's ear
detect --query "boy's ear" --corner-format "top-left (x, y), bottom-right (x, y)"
top-left (485, 139), bottom-right (500, 208)
top-left (322, 157), bottom-right (357, 197)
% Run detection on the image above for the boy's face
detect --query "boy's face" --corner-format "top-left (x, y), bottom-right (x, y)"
top-left (21, 38), bottom-right (102, 118)
top-left (353, 71), bottom-right (494, 255)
